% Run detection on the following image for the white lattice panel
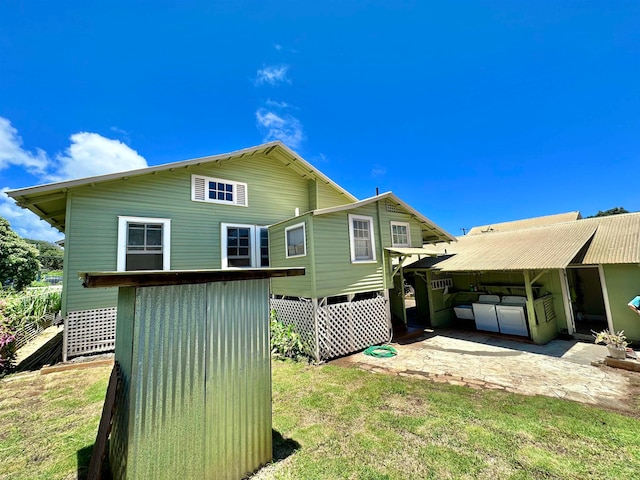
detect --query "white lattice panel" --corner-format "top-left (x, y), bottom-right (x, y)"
top-left (65, 307), bottom-right (117, 358)
top-left (318, 296), bottom-right (390, 360)
top-left (270, 298), bottom-right (317, 356)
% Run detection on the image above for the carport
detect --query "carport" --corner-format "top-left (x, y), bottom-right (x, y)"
top-left (405, 220), bottom-right (601, 344)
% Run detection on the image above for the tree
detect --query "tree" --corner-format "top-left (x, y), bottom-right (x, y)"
top-left (0, 217), bottom-right (40, 290)
top-left (588, 207), bottom-right (629, 218)
top-left (25, 239), bottom-right (64, 272)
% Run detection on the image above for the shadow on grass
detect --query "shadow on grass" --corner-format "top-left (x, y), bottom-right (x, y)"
top-left (77, 431), bottom-right (297, 479)
top-left (77, 443), bottom-right (112, 480)
top-left (272, 428), bottom-right (300, 462)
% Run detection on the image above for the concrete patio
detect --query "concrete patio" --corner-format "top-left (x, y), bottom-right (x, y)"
top-left (331, 329), bottom-right (640, 412)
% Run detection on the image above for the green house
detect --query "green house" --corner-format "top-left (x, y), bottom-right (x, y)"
top-left (7, 142), bottom-right (454, 361)
top-left (268, 192), bottom-right (454, 360)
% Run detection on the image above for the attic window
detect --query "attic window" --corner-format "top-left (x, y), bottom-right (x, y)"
top-left (192, 175), bottom-right (248, 206)
top-left (391, 221), bottom-right (410, 247)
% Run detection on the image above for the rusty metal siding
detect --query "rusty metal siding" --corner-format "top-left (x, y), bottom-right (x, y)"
top-left (113, 279), bottom-right (271, 480)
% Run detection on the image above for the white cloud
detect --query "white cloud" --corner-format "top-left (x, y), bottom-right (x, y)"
top-left (256, 108), bottom-right (304, 149)
top-left (0, 116), bottom-right (148, 240)
top-left (0, 117), bottom-right (49, 176)
top-left (50, 132), bottom-right (147, 181)
top-left (255, 65), bottom-right (290, 86)
top-left (0, 188), bottom-right (62, 242)
top-left (265, 99), bottom-right (290, 108)
top-left (371, 164), bottom-right (387, 177)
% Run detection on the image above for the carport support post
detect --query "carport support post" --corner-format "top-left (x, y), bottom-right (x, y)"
top-left (523, 270), bottom-right (538, 340)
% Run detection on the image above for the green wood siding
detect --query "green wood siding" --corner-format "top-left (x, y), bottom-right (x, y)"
top-left (63, 154), bottom-right (319, 314)
top-left (313, 205), bottom-right (383, 297)
top-left (269, 215), bottom-right (314, 298)
top-left (270, 199), bottom-right (434, 299)
top-left (602, 264), bottom-right (640, 341)
top-left (377, 206), bottom-right (423, 248)
top-left (316, 181), bottom-right (353, 209)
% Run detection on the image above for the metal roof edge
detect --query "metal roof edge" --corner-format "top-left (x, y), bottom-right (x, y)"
top-left (311, 191), bottom-right (456, 243)
top-left (6, 141), bottom-right (357, 203)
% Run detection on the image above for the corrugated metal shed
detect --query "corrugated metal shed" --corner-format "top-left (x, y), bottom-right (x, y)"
top-left (407, 221), bottom-right (598, 271)
top-left (83, 268), bottom-right (304, 480)
top-left (467, 211), bottom-right (582, 236)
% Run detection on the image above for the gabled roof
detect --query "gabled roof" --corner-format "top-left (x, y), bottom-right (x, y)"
top-left (312, 191), bottom-right (456, 244)
top-left (580, 212), bottom-right (640, 264)
top-left (466, 211), bottom-right (582, 235)
top-left (6, 142), bottom-right (357, 233)
top-left (406, 211), bottom-right (640, 271)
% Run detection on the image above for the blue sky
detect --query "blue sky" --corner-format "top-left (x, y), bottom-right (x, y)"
top-left (1, 1), bottom-right (639, 242)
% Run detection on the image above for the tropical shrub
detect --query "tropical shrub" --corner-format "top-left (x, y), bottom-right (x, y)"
top-left (270, 310), bottom-right (311, 362)
top-left (0, 217), bottom-right (40, 290)
top-left (0, 321), bottom-right (16, 374)
top-left (0, 288), bottom-right (61, 373)
top-left (3, 288), bottom-right (61, 330)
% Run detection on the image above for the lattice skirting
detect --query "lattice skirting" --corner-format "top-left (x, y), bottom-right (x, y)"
top-left (270, 295), bottom-right (391, 361)
top-left (64, 307), bottom-right (117, 360)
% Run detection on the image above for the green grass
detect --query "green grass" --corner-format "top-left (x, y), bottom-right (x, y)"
top-left (1, 361), bottom-right (639, 480)
top-left (0, 366), bottom-right (111, 480)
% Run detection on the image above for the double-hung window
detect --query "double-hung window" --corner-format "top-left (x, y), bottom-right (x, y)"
top-left (285, 222), bottom-right (306, 258)
top-left (191, 175), bottom-right (248, 206)
top-left (221, 223), bottom-right (269, 268)
top-left (117, 216), bottom-right (171, 271)
top-left (390, 221), bottom-right (411, 247)
top-left (348, 214), bottom-right (377, 263)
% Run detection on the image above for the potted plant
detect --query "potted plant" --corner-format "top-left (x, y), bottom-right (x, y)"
top-left (592, 329), bottom-right (629, 359)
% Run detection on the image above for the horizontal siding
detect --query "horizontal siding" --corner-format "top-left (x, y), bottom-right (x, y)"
top-left (64, 154), bottom-right (313, 313)
top-left (316, 181), bottom-right (354, 209)
top-left (269, 216), bottom-right (313, 297)
top-left (313, 204), bottom-right (384, 297)
top-left (378, 207), bottom-right (423, 247)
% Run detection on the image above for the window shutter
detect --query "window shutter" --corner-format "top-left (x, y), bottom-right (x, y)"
top-left (235, 182), bottom-right (247, 206)
top-left (193, 176), bottom-right (206, 201)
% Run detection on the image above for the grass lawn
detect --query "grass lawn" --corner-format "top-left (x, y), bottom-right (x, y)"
top-left (1, 361), bottom-right (640, 479)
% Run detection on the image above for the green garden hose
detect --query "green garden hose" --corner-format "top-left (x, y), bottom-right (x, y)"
top-left (363, 345), bottom-right (398, 358)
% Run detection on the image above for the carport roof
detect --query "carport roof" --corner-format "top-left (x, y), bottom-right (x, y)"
top-left (407, 212), bottom-right (640, 272)
top-left (407, 221), bottom-right (598, 271)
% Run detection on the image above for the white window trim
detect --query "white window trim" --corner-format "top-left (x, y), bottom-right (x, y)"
top-left (390, 221), bottom-right (411, 248)
top-left (221, 223), bottom-right (269, 268)
top-left (191, 174), bottom-right (248, 207)
top-left (348, 214), bottom-right (377, 263)
top-left (117, 216), bottom-right (171, 272)
top-left (285, 222), bottom-right (307, 258)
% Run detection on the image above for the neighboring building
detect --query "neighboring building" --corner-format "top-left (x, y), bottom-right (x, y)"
top-left (7, 142), bottom-right (453, 361)
top-left (405, 212), bottom-right (640, 344)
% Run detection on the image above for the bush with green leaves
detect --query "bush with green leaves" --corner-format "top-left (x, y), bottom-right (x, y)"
top-left (0, 217), bottom-right (40, 290)
top-left (270, 310), bottom-right (311, 362)
top-left (3, 288), bottom-right (61, 331)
